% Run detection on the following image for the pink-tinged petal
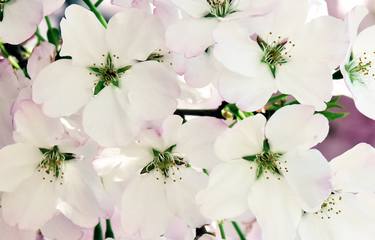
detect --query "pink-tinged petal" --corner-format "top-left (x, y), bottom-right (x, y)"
top-left (112, 0), bottom-right (151, 10)
top-left (160, 115), bottom-right (183, 148)
top-left (345, 6), bottom-right (369, 41)
top-left (42, 0), bottom-right (65, 16)
top-left (0, 215), bottom-right (36, 240)
top-left (106, 8), bottom-right (165, 65)
top-left (0, 0), bottom-right (43, 44)
top-left (0, 60), bottom-right (19, 147)
top-left (166, 18), bottom-right (217, 58)
top-left (170, 0), bottom-right (210, 18)
top-left (196, 161), bottom-right (254, 220)
top-left (57, 162), bottom-right (102, 228)
top-left (247, 178), bottom-right (302, 240)
top-left (32, 59), bottom-right (94, 117)
top-left (27, 42), bottom-right (56, 80)
top-left (215, 114), bottom-right (266, 161)
top-left (177, 117), bottom-right (226, 170)
top-left (82, 87), bottom-right (138, 147)
top-left (124, 61), bottom-right (180, 121)
top-left (153, 0), bottom-right (180, 28)
top-left (0, 143), bottom-right (41, 192)
top-left (41, 214), bottom-right (84, 240)
top-left (2, 172), bottom-right (59, 230)
top-left (266, 105), bottom-right (329, 153)
top-left (13, 101), bottom-right (65, 147)
top-left (281, 149), bottom-right (332, 212)
top-left (330, 143), bottom-right (375, 192)
top-left (60, 5), bottom-right (107, 66)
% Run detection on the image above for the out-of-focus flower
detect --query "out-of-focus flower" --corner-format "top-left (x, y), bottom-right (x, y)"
top-left (42, 0), bottom-right (65, 16)
top-left (0, 101), bottom-right (105, 230)
top-left (197, 105), bottom-right (331, 240)
top-left (33, 5), bottom-right (180, 147)
top-left (0, 0), bottom-right (43, 44)
top-left (27, 41), bottom-right (56, 80)
top-left (298, 143), bottom-right (375, 240)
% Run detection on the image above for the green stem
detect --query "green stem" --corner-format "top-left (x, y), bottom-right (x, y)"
top-left (231, 221), bottom-right (246, 240)
top-left (218, 221), bottom-right (226, 240)
top-left (95, 0), bottom-right (105, 7)
top-left (93, 222), bottom-right (103, 240)
top-left (104, 219), bottom-right (115, 238)
top-left (45, 16), bottom-right (53, 29)
top-left (35, 28), bottom-right (46, 44)
top-left (81, 0), bottom-right (107, 28)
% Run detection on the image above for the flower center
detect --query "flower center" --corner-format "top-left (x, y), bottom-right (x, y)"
top-left (88, 53), bottom-right (131, 95)
top-left (140, 145), bottom-right (189, 183)
top-left (0, 0), bottom-right (11, 22)
top-left (37, 145), bottom-right (75, 183)
top-left (345, 51), bottom-right (375, 84)
top-left (257, 33), bottom-right (295, 78)
top-left (313, 192), bottom-right (343, 220)
top-left (243, 139), bottom-right (284, 180)
top-left (206, 0), bottom-right (234, 18)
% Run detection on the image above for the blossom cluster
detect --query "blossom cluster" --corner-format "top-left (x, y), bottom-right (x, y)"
top-left (0, 0), bottom-right (375, 239)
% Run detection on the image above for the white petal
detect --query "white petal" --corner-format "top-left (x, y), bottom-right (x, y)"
top-left (121, 174), bottom-right (174, 238)
top-left (171, 0), bottom-right (210, 17)
top-left (196, 161), bottom-right (254, 220)
top-left (352, 24), bottom-right (375, 56)
top-left (124, 61), bottom-right (180, 121)
top-left (346, 6), bottom-right (369, 41)
top-left (27, 42), bottom-right (56, 80)
top-left (32, 59), bottom-right (94, 117)
top-left (248, 178), bottom-right (302, 240)
top-left (281, 149), bottom-right (332, 211)
top-left (348, 80), bottom-right (375, 120)
top-left (106, 9), bottom-right (165, 65)
top-left (330, 143), bottom-right (375, 192)
top-left (0, 143), bottom-right (41, 192)
top-left (184, 53), bottom-right (220, 88)
top-left (0, 0), bottom-right (43, 44)
top-left (165, 168), bottom-right (208, 227)
top-left (161, 115), bottom-right (183, 148)
top-left (2, 173), bottom-right (59, 230)
top-left (166, 18), bottom-right (217, 58)
top-left (83, 86), bottom-right (137, 147)
top-left (13, 101), bottom-right (64, 147)
top-left (57, 162), bottom-right (102, 228)
top-left (60, 5), bottom-right (107, 66)
top-left (177, 117), bottom-right (226, 170)
top-left (215, 115), bottom-right (266, 161)
top-left (217, 69), bottom-right (276, 112)
top-left (213, 22), bottom-right (263, 78)
top-left (266, 105), bottom-right (329, 153)
top-left (277, 60), bottom-right (333, 111)
top-left (297, 213), bottom-right (331, 240)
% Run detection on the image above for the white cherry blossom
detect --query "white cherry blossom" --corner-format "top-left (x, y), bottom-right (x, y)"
top-left (0, 101), bottom-right (105, 230)
top-left (32, 5), bottom-right (180, 147)
top-left (298, 143), bottom-right (375, 240)
top-left (197, 105), bottom-right (332, 240)
top-left (213, 0), bottom-right (348, 111)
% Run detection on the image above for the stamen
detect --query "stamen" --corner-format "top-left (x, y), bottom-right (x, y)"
top-left (345, 51), bottom-right (375, 84)
top-left (206, 0), bottom-right (234, 18)
top-left (37, 146), bottom-right (75, 184)
top-left (88, 53), bottom-right (131, 95)
top-left (314, 192), bottom-right (344, 220)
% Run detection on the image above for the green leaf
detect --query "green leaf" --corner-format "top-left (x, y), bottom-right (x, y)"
top-left (117, 65), bottom-right (131, 74)
top-left (47, 28), bottom-right (60, 47)
top-left (94, 222), bottom-right (103, 240)
top-left (319, 111), bottom-right (348, 121)
top-left (104, 219), bottom-right (115, 238)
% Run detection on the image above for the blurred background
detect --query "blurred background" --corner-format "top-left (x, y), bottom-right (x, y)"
top-left (51, 0), bottom-right (375, 160)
